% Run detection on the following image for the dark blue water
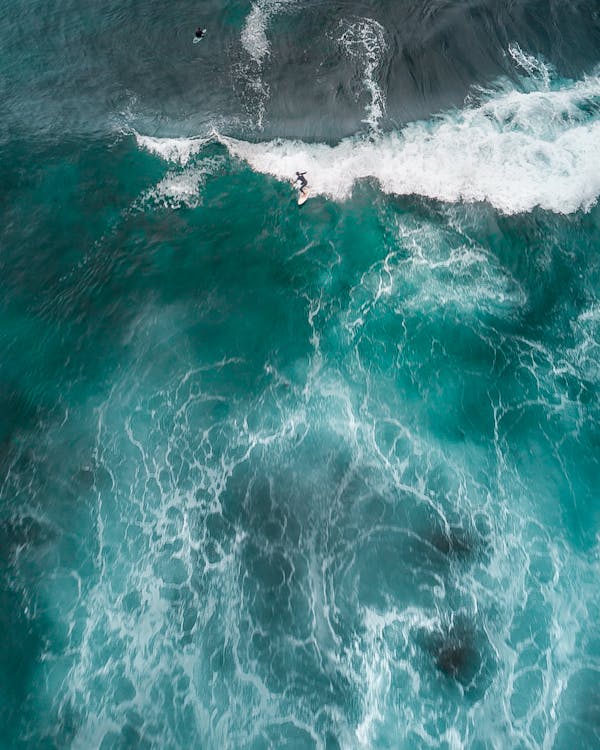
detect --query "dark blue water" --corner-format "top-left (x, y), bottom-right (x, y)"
top-left (1, 1), bottom-right (600, 748)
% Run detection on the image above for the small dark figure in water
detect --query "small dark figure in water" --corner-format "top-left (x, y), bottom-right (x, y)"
top-left (195, 27), bottom-right (206, 39)
top-left (294, 171), bottom-right (308, 195)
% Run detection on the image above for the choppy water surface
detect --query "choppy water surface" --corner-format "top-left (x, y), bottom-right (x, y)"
top-left (1, 1), bottom-right (600, 748)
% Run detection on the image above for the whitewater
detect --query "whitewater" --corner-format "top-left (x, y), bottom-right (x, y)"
top-left (2, 0), bottom-right (600, 748)
top-left (135, 67), bottom-right (600, 215)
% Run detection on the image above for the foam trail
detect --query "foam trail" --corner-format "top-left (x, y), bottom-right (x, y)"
top-left (136, 157), bottom-right (225, 210)
top-left (508, 42), bottom-right (552, 90)
top-left (221, 73), bottom-right (600, 214)
top-left (241, 0), bottom-right (296, 65)
top-left (338, 18), bottom-right (387, 131)
top-left (241, 3), bottom-right (270, 64)
top-left (239, 0), bottom-right (298, 129)
top-left (134, 131), bottom-right (212, 166)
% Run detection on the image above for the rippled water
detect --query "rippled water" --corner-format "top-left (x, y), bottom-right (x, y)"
top-left (1, 1), bottom-right (600, 748)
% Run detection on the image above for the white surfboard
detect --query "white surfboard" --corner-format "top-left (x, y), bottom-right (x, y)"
top-left (297, 187), bottom-right (310, 206)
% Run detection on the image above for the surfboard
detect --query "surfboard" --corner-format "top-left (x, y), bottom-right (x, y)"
top-left (193, 30), bottom-right (207, 44)
top-left (297, 187), bottom-right (310, 206)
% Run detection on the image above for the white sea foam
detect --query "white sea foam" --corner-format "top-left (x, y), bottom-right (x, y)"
top-left (241, 0), bottom-right (296, 65)
top-left (508, 42), bottom-right (552, 90)
top-left (337, 18), bottom-right (387, 131)
top-left (220, 72), bottom-right (600, 214)
top-left (241, 3), bottom-right (271, 64)
top-left (133, 68), bottom-right (600, 215)
top-left (134, 131), bottom-right (211, 165)
top-left (239, 0), bottom-right (297, 127)
top-left (131, 133), bottom-right (224, 208)
top-left (568, 304), bottom-right (600, 381)
top-left (137, 157), bottom-right (224, 210)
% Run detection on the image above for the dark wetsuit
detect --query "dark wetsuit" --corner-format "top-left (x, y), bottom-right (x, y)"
top-left (195, 27), bottom-right (205, 38)
top-left (296, 172), bottom-right (307, 189)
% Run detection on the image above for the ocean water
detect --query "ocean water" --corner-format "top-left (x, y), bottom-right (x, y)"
top-left (1, 0), bottom-right (600, 748)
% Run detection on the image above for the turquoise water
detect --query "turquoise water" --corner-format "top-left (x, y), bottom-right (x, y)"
top-left (1, 1), bottom-right (600, 748)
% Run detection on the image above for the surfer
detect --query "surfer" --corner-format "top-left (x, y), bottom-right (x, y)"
top-left (294, 171), bottom-right (308, 196)
top-left (195, 27), bottom-right (206, 39)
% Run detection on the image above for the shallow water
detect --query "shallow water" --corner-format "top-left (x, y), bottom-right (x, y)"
top-left (1, 1), bottom-right (600, 748)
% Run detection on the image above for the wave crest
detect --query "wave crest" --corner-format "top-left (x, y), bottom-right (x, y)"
top-left (222, 72), bottom-right (600, 214)
top-left (134, 65), bottom-right (600, 215)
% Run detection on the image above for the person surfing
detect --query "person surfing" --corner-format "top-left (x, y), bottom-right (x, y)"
top-left (292, 171), bottom-right (308, 198)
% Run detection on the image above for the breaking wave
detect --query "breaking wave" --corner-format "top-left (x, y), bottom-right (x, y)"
top-left (136, 65), bottom-right (600, 215)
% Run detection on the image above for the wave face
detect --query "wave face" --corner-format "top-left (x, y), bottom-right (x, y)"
top-left (2, 1), bottom-right (600, 749)
top-left (139, 65), bottom-right (600, 214)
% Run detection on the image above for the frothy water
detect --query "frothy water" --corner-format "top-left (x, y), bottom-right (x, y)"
top-left (336, 17), bottom-right (388, 131)
top-left (508, 42), bottom-right (553, 90)
top-left (138, 67), bottom-right (600, 215)
top-left (2, 2), bottom-right (600, 748)
top-left (238, 0), bottom-right (300, 128)
top-left (241, 2), bottom-right (274, 64)
top-left (133, 133), bottom-right (213, 166)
